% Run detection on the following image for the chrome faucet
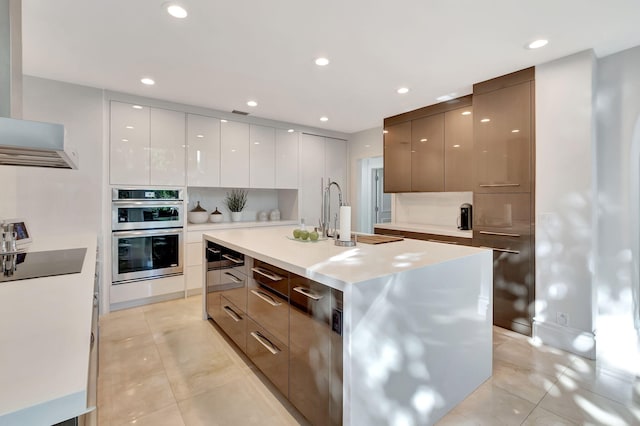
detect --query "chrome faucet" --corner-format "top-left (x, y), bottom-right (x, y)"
top-left (320, 178), bottom-right (343, 238)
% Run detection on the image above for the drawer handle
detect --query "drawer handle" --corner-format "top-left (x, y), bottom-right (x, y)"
top-left (251, 267), bottom-right (284, 281)
top-left (479, 246), bottom-right (520, 254)
top-left (427, 239), bottom-right (459, 245)
top-left (250, 331), bottom-right (280, 355)
top-left (224, 272), bottom-right (243, 283)
top-left (478, 183), bottom-right (521, 187)
top-left (207, 248), bottom-right (221, 254)
top-left (479, 231), bottom-right (520, 238)
top-left (223, 305), bottom-right (242, 322)
top-left (251, 289), bottom-right (282, 306)
top-left (222, 254), bottom-right (243, 264)
top-left (293, 286), bottom-right (322, 301)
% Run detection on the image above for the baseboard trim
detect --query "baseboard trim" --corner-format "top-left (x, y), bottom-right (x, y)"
top-left (186, 287), bottom-right (202, 297)
top-left (533, 319), bottom-right (596, 359)
top-left (110, 291), bottom-right (184, 311)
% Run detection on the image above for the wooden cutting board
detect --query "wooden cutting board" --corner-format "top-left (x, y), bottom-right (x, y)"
top-left (357, 234), bottom-right (404, 244)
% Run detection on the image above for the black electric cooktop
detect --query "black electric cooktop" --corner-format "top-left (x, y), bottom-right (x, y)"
top-left (1, 248), bottom-right (87, 283)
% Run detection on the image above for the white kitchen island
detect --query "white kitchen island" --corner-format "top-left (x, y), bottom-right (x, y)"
top-left (204, 226), bottom-right (493, 425)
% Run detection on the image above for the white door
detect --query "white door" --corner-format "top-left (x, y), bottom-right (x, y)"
top-left (150, 108), bottom-right (186, 186)
top-left (220, 120), bottom-right (250, 187)
top-left (187, 114), bottom-right (221, 187)
top-left (110, 101), bottom-right (150, 185)
top-left (249, 124), bottom-right (276, 188)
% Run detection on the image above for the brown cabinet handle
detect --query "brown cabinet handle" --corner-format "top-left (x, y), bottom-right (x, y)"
top-left (427, 239), bottom-right (459, 245)
top-left (207, 248), bottom-right (221, 254)
top-left (250, 289), bottom-right (282, 306)
top-left (479, 231), bottom-right (520, 238)
top-left (478, 183), bottom-right (521, 187)
top-left (222, 254), bottom-right (243, 264)
top-left (250, 331), bottom-right (280, 355)
top-left (479, 246), bottom-right (520, 254)
top-left (224, 272), bottom-right (243, 283)
top-left (223, 305), bottom-right (242, 322)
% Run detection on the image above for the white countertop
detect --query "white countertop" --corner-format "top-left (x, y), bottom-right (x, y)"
top-left (187, 219), bottom-right (297, 232)
top-left (204, 226), bottom-right (487, 291)
top-left (374, 222), bottom-right (473, 239)
top-left (0, 234), bottom-right (97, 426)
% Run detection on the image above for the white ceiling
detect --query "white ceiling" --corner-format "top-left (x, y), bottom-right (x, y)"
top-left (21, 0), bottom-right (640, 134)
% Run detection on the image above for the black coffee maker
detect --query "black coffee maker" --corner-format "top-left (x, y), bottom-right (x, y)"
top-left (459, 203), bottom-right (472, 230)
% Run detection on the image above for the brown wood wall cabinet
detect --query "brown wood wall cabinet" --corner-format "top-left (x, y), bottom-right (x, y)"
top-left (383, 95), bottom-right (473, 193)
top-left (472, 67), bottom-right (535, 336)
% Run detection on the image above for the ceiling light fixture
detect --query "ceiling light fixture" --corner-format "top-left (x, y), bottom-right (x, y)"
top-left (461, 111), bottom-right (471, 116)
top-left (315, 57), bottom-right (330, 66)
top-left (247, 100), bottom-right (258, 107)
top-left (141, 77), bottom-right (155, 85)
top-left (320, 116), bottom-right (329, 122)
top-left (527, 39), bottom-right (548, 49)
top-left (397, 87), bottom-right (409, 94)
top-left (165, 3), bottom-right (188, 19)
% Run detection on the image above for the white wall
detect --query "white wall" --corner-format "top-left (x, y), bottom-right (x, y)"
top-left (595, 45), bottom-right (640, 374)
top-left (348, 127), bottom-right (383, 232)
top-left (534, 50), bottom-right (597, 358)
top-left (14, 76), bottom-right (104, 237)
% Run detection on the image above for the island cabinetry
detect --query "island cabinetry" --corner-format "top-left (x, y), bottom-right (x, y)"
top-left (220, 120), bottom-right (250, 187)
top-left (249, 124), bottom-right (276, 188)
top-left (110, 101), bottom-right (186, 185)
top-left (374, 227), bottom-right (472, 246)
top-left (275, 129), bottom-right (299, 189)
top-left (289, 274), bottom-right (343, 426)
top-left (187, 114), bottom-right (221, 187)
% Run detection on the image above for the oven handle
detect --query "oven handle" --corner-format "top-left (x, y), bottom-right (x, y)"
top-left (112, 228), bottom-right (183, 238)
top-left (112, 200), bottom-right (183, 207)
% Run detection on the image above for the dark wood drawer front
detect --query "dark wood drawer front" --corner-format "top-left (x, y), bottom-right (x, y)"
top-left (217, 297), bottom-right (247, 353)
top-left (219, 265), bottom-right (248, 312)
top-left (248, 262), bottom-right (289, 344)
top-left (246, 317), bottom-right (289, 398)
top-left (473, 193), bottom-right (532, 237)
top-left (374, 227), bottom-right (472, 246)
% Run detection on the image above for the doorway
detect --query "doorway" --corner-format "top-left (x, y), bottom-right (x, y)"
top-left (372, 168), bottom-right (391, 225)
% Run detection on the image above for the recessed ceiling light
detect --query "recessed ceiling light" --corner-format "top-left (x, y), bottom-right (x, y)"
top-left (315, 57), bottom-right (330, 66)
top-left (196, 134), bottom-right (204, 138)
top-left (397, 87), bottom-right (409, 94)
top-left (287, 129), bottom-right (294, 133)
top-left (125, 125), bottom-right (134, 129)
top-left (461, 111), bottom-right (471, 116)
top-left (132, 105), bottom-right (143, 109)
top-left (512, 129), bottom-right (520, 133)
top-left (481, 118), bottom-right (491, 123)
top-left (527, 39), bottom-right (548, 49)
top-left (320, 116), bottom-right (329, 122)
top-left (141, 77), bottom-right (155, 85)
top-left (247, 100), bottom-right (258, 107)
top-left (165, 3), bottom-right (188, 19)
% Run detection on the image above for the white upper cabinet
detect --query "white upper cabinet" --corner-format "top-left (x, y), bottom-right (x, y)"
top-left (187, 114), bottom-right (221, 187)
top-left (110, 101), bottom-right (186, 186)
top-left (110, 101), bottom-right (150, 185)
top-left (275, 129), bottom-right (299, 189)
top-left (150, 108), bottom-right (186, 186)
top-left (220, 120), bottom-right (250, 188)
top-left (249, 124), bottom-right (276, 188)
top-left (299, 134), bottom-right (326, 227)
top-left (325, 137), bottom-right (347, 193)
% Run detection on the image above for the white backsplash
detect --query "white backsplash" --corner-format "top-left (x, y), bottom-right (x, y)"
top-left (393, 192), bottom-right (472, 227)
top-left (186, 187), bottom-right (297, 222)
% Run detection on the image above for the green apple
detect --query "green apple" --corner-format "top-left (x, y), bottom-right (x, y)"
top-left (309, 231), bottom-right (319, 241)
top-left (300, 230), bottom-right (309, 240)
top-left (293, 229), bottom-right (301, 239)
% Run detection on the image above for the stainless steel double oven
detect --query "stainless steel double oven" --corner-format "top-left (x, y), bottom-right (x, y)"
top-left (111, 188), bottom-right (184, 284)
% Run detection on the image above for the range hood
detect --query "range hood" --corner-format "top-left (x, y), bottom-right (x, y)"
top-left (0, 0), bottom-right (77, 169)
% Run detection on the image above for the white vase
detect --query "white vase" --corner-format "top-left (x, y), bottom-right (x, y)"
top-left (230, 211), bottom-right (242, 222)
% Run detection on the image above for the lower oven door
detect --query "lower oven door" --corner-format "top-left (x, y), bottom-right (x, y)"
top-left (112, 228), bottom-right (183, 283)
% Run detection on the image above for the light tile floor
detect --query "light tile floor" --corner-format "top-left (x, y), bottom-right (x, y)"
top-left (97, 295), bottom-right (640, 425)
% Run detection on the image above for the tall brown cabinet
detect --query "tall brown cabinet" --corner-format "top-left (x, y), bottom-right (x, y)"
top-left (472, 68), bottom-right (535, 336)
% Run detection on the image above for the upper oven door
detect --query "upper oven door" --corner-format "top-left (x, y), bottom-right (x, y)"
top-left (112, 201), bottom-right (184, 230)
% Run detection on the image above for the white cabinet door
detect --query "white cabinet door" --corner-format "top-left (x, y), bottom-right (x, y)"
top-left (325, 137), bottom-right (348, 197)
top-left (187, 114), bottom-right (221, 187)
top-left (150, 108), bottom-right (186, 186)
top-left (299, 134), bottom-right (325, 227)
top-left (275, 129), bottom-right (299, 189)
top-left (249, 124), bottom-right (275, 188)
top-left (220, 120), bottom-right (250, 187)
top-left (110, 101), bottom-right (150, 185)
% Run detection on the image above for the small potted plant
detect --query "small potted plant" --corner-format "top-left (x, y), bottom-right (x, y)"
top-left (225, 189), bottom-right (248, 222)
